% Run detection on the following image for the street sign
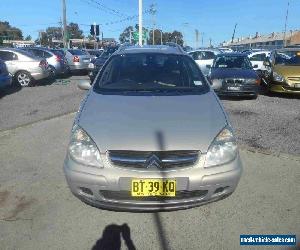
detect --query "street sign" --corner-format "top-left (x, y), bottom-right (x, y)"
top-left (132, 31), bottom-right (148, 42)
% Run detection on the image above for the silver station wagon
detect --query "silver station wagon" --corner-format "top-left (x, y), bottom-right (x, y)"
top-left (63, 44), bottom-right (243, 212)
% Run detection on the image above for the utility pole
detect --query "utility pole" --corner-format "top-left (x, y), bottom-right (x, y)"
top-left (195, 29), bottom-right (199, 49)
top-left (209, 38), bottom-right (212, 48)
top-left (231, 23), bottom-right (237, 43)
top-left (150, 4), bottom-right (156, 45)
top-left (129, 30), bottom-right (133, 44)
top-left (201, 32), bottom-right (204, 46)
top-left (138, 0), bottom-right (143, 46)
top-left (62, 0), bottom-right (68, 48)
top-left (283, 1), bottom-right (290, 47)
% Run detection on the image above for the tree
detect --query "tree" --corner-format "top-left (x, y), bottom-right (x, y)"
top-left (0, 21), bottom-right (23, 40)
top-left (45, 27), bottom-right (62, 41)
top-left (119, 26), bottom-right (134, 43)
top-left (148, 29), bottom-right (164, 45)
top-left (25, 35), bottom-right (32, 41)
top-left (67, 22), bottom-right (84, 39)
top-left (119, 25), bottom-right (148, 44)
top-left (162, 31), bottom-right (184, 46)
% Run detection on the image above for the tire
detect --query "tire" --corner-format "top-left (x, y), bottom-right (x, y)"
top-left (15, 71), bottom-right (33, 87)
top-left (48, 66), bottom-right (56, 79)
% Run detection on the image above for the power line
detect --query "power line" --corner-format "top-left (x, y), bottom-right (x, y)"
top-left (81, 0), bottom-right (127, 17)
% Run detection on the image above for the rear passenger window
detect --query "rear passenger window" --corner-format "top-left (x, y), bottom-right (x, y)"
top-left (43, 51), bottom-right (52, 58)
top-left (0, 51), bottom-right (17, 61)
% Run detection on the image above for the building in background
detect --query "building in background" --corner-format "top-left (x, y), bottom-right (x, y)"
top-left (222, 30), bottom-right (300, 51)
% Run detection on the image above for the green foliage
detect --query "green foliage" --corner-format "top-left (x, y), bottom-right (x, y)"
top-left (0, 21), bottom-right (23, 40)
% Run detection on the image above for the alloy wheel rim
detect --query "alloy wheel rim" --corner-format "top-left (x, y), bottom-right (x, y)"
top-left (18, 73), bottom-right (30, 86)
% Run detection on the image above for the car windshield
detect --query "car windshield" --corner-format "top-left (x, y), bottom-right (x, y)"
top-left (68, 49), bottom-right (88, 56)
top-left (95, 53), bottom-right (208, 94)
top-left (275, 50), bottom-right (300, 66)
top-left (213, 55), bottom-right (253, 69)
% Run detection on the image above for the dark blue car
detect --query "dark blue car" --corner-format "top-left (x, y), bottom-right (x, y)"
top-left (0, 59), bottom-right (12, 89)
top-left (208, 53), bottom-right (260, 98)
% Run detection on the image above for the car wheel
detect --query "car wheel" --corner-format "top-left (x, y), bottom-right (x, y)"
top-left (15, 71), bottom-right (32, 87)
top-left (49, 66), bottom-right (56, 79)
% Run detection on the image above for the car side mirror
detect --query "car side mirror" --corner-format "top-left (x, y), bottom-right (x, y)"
top-left (253, 64), bottom-right (258, 69)
top-left (206, 65), bottom-right (211, 69)
top-left (77, 80), bottom-right (91, 90)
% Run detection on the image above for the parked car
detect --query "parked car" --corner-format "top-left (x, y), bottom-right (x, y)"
top-left (218, 47), bottom-right (233, 53)
top-left (65, 49), bottom-right (91, 73)
top-left (22, 47), bottom-right (69, 77)
top-left (0, 59), bottom-right (12, 89)
top-left (263, 48), bottom-right (300, 94)
top-left (0, 48), bottom-right (49, 87)
top-left (208, 53), bottom-right (260, 98)
top-left (63, 44), bottom-right (243, 212)
top-left (242, 49), bottom-right (264, 55)
top-left (248, 50), bottom-right (271, 71)
top-left (85, 49), bottom-right (103, 60)
top-left (188, 49), bottom-right (221, 76)
top-left (88, 46), bottom-right (119, 83)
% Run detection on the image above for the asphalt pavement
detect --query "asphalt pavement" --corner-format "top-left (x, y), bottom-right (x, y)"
top-left (0, 76), bottom-right (299, 250)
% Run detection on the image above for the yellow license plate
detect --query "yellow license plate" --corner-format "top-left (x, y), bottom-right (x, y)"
top-left (131, 179), bottom-right (176, 197)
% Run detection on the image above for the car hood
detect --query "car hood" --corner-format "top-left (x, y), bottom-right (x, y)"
top-left (210, 68), bottom-right (258, 79)
top-left (273, 65), bottom-right (300, 77)
top-left (78, 91), bottom-right (227, 153)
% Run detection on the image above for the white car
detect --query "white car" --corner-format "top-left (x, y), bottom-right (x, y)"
top-left (188, 49), bottom-right (221, 76)
top-left (248, 51), bottom-right (271, 71)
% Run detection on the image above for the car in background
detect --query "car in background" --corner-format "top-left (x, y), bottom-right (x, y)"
top-left (22, 47), bottom-right (69, 77)
top-left (263, 48), bottom-right (300, 94)
top-left (208, 53), bottom-right (260, 98)
top-left (242, 49), bottom-right (264, 55)
top-left (188, 49), bottom-right (221, 76)
top-left (88, 46), bottom-right (119, 83)
top-left (85, 49), bottom-right (103, 60)
top-left (218, 47), bottom-right (234, 53)
top-left (64, 44), bottom-right (242, 211)
top-left (0, 59), bottom-right (12, 89)
top-left (0, 48), bottom-right (49, 87)
top-left (248, 51), bottom-right (270, 70)
top-left (65, 49), bottom-right (91, 73)
top-left (248, 50), bottom-right (271, 81)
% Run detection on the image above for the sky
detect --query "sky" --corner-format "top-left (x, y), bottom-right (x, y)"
top-left (1, 0), bottom-right (299, 47)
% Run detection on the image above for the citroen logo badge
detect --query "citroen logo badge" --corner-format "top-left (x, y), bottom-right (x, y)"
top-left (146, 154), bottom-right (162, 169)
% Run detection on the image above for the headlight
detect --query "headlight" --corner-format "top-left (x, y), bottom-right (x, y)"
top-left (244, 78), bottom-right (261, 85)
top-left (273, 72), bottom-right (285, 82)
top-left (204, 126), bottom-right (238, 168)
top-left (88, 63), bottom-right (94, 69)
top-left (211, 79), bottom-right (223, 89)
top-left (68, 125), bottom-right (103, 168)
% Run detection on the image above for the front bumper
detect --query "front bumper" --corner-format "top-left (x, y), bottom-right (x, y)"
top-left (63, 153), bottom-right (243, 212)
top-left (215, 84), bottom-right (259, 97)
top-left (269, 83), bottom-right (300, 94)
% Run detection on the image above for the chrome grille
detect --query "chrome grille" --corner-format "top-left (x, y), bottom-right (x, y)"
top-left (225, 79), bottom-right (245, 85)
top-left (108, 150), bottom-right (199, 169)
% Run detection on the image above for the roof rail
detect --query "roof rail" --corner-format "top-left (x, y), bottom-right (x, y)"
top-left (165, 42), bottom-right (185, 53)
